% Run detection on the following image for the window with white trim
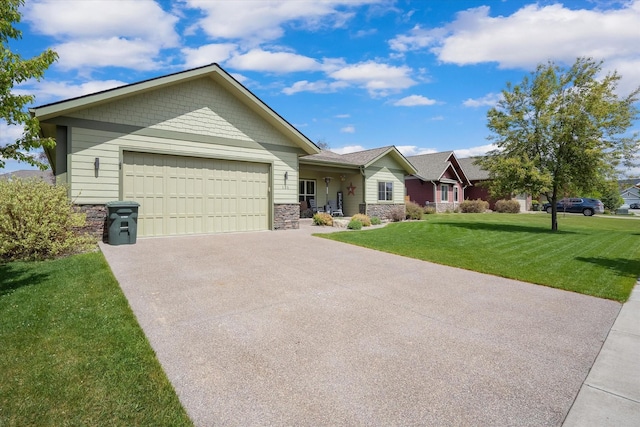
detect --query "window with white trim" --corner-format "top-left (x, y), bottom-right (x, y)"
top-left (299, 179), bottom-right (316, 203)
top-left (441, 184), bottom-right (449, 202)
top-left (454, 186), bottom-right (459, 202)
top-left (378, 181), bottom-right (393, 201)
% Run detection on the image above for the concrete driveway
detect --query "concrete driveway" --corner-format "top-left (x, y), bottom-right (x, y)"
top-left (100, 224), bottom-right (620, 426)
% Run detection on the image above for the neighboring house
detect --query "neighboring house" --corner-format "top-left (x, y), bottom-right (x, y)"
top-left (30, 63), bottom-right (415, 238)
top-left (620, 186), bottom-right (640, 206)
top-left (405, 151), bottom-right (471, 212)
top-left (0, 169), bottom-right (55, 184)
top-left (406, 152), bottom-right (531, 212)
top-left (457, 157), bottom-right (492, 206)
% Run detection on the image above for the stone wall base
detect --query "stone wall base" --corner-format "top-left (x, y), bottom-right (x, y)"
top-left (76, 204), bottom-right (108, 241)
top-left (76, 203), bottom-right (301, 238)
top-left (274, 204), bottom-right (300, 230)
top-left (364, 203), bottom-right (406, 220)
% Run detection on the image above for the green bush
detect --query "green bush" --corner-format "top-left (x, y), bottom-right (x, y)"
top-left (351, 213), bottom-right (371, 226)
top-left (405, 201), bottom-right (424, 220)
top-left (347, 219), bottom-right (362, 230)
top-left (494, 199), bottom-right (521, 213)
top-left (424, 205), bottom-right (436, 215)
top-left (0, 178), bottom-right (95, 261)
top-left (459, 199), bottom-right (489, 213)
top-left (371, 216), bottom-right (381, 225)
top-left (312, 212), bottom-right (333, 226)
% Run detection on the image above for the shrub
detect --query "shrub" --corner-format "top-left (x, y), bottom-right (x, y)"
top-left (371, 216), bottom-right (381, 225)
top-left (405, 201), bottom-right (424, 220)
top-left (347, 219), bottom-right (362, 230)
top-left (0, 178), bottom-right (95, 261)
top-left (351, 213), bottom-right (371, 226)
top-left (424, 206), bottom-right (436, 215)
top-left (459, 199), bottom-right (489, 213)
top-left (390, 206), bottom-right (406, 222)
top-left (312, 212), bottom-right (333, 226)
top-left (494, 199), bottom-right (521, 213)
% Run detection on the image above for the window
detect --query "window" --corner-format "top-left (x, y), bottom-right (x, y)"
top-left (299, 179), bottom-right (316, 203)
top-left (441, 184), bottom-right (448, 202)
top-left (454, 186), bottom-right (459, 202)
top-left (378, 181), bottom-right (393, 201)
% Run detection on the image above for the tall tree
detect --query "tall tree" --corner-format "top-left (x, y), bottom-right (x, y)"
top-left (1, 0), bottom-right (58, 170)
top-left (479, 58), bottom-right (639, 230)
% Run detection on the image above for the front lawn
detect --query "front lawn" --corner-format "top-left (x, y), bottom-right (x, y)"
top-left (0, 252), bottom-right (192, 426)
top-left (320, 213), bottom-right (640, 302)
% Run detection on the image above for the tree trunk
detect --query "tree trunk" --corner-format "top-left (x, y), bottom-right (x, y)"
top-left (550, 192), bottom-right (558, 231)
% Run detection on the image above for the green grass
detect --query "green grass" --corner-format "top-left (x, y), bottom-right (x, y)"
top-left (0, 252), bottom-right (193, 426)
top-left (320, 213), bottom-right (640, 302)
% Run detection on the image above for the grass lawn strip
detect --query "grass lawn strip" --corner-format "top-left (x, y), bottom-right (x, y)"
top-left (320, 214), bottom-right (640, 302)
top-left (0, 252), bottom-right (193, 426)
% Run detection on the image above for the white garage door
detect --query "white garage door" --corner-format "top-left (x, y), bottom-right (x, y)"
top-left (123, 152), bottom-right (270, 237)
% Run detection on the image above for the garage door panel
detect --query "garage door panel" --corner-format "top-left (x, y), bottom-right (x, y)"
top-left (123, 152), bottom-right (269, 236)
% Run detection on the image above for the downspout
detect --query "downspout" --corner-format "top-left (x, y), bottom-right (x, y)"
top-left (360, 166), bottom-right (366, 214)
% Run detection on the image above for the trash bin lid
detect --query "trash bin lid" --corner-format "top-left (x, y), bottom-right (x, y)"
top-left (106, 201), bottom-right (140, 208)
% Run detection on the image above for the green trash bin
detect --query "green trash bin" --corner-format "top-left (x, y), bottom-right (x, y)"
top-left (106, 201), bottom-right (140, 245)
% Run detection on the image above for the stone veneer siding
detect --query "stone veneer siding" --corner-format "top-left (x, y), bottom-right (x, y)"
top-left (77, 203), bottom-right (300, 239)
top-left (362, 203), bottom-right (406, 220)
top-left (76, 204), bottom-right (108, 241)
top-left (435, 202), bottom-right (457, 213)
top-left (273, 204), bottom-right (300, 230)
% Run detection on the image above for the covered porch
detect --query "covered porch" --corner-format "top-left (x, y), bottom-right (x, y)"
top-left (298, 163), bottom-right (363, 218)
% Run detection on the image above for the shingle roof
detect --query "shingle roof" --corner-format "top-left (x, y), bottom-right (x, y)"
top-left (340, 146), bottom-right (395, 165)
top-left (300, 145), bottom-right (417, 175)
top-left (458, 157), bottom-right (491, 181)
top-left (406, 151), bottom-right (455, 180)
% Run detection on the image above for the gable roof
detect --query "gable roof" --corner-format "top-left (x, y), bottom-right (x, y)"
top-left (621, 187), bottom-right (640, 198)
top-left (300, 146), bottom-right (417, 175)
top-left (406, 151), bottom-right (471, 185)
top-left (458, 157), bottom-right (491, 181)
top-left (30, 63), bottom-right (320, 155)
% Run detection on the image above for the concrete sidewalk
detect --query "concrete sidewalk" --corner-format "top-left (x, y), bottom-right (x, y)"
top-left (563, 283), bottom-right (640, 426)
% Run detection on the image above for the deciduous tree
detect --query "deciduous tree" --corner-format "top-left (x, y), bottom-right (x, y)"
top-left (1, 0), bottom-right (58, 169)
top-left (479, 58), bottom-right (639, 230)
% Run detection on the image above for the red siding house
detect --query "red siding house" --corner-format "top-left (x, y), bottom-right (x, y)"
top-left (405, 151), bottom-right (472, 212)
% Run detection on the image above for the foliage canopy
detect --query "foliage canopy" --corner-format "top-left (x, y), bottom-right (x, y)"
top-left (479, 57), bottom-right (640, 230)
top-left (1, 0), bottom-right (58, 169)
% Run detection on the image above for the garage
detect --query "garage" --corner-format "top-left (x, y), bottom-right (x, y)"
top-left (123, 151), bottom-right (270, 237)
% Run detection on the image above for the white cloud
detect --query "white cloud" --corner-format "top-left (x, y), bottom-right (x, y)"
top-left (53, 38), bottom-right (165, 71)
top-left (340, 125), bottom-right (355, 133)
top-left (389, 2), bottom-right (640, 90)
top-left (396, 146), bottom-right (438, 156)
top-left (454, 144), bottom-right (497, 158)
top-left (394, 94), bottom-right (437, 106)
top-left (16, 80), bottom-right (127, 104)
top-left (183, 0), bottom-right (381, 44)
top-left (282, 79), bottom-right (348, 95)
top-left (24, 0), bottom-right (180, 71)
top-left (331, 145), bottom-right (366, 154)
top-left (0, 121), bottom-right (24, 147)
top-left (182, 44), bottom-right (238, 68)
top-left (335, 114), bottom-right (350, 118)
top-left (329, 61), bottom-right (416, 96)
top-left (227, 49), bottom-right (321, 73)
top-left (463, 92), bottom-right (502, 108)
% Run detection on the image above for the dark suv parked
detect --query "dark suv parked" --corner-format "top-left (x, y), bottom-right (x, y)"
top-left (542, 198), bottom-right (604, 216)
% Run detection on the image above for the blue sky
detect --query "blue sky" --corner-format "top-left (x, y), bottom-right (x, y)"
top-left (3, 0), bottom-right (640, 175)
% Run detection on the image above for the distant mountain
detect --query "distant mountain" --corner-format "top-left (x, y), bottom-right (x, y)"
top-left (0, 169), bottom-right (55, 184)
